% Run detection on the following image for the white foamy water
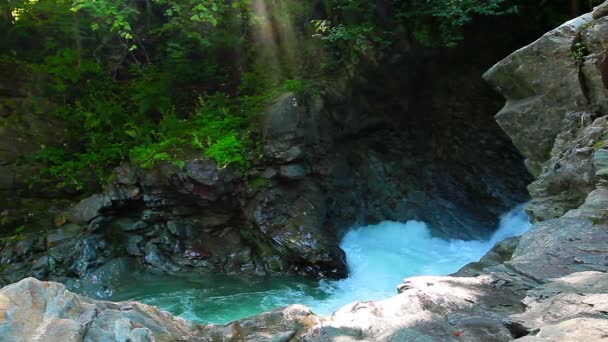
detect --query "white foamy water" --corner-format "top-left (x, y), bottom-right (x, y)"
top-left (111, 204), bottom-right (531, 324)
top-left (308, 204), bottom-right (531, 315)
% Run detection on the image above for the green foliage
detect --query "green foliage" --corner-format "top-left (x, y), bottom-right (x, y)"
top-left (1, 0), bottom-right (290, 190)
top-left (205, 135), bottom-right (246, 168)
top-left (127, 93), bottom-right (260, 170)
top-left (417, 0), bottom-right (518, 47)
top-left (314, 0), bottom-right (517, 50)
top-left (0, 225), bottom-right (26, 244)
top-left (572, 42), bottom-right (590, 64)
top-left (0, 0), bottom-right (544, 194)
top-left (312, 20), bottom-right (385, 52)
top-left (27, 147), bottom-right (90, 190)
top-left (283, 78), bottom-right (306, 93)
top-left (130, 138), bottom-right (183, 169)
top-left (248, 175), bottom-right (270, 192)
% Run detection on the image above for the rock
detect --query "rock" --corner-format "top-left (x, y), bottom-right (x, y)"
top-left (301, 275), bottom-right (521, 342)
top-left (113, 218), bottom-right (146, 232)
top-left (519, 318), bottom-right (608, 341)
top-left (216, 304), bottom-right (319, 341)
top-left (483, 13), bottom-right (593, 171)
top-left (126, 235), bottom-right (145, 256)
top-left (593, 148), bottom-right (608, 176)
top-left (508, 272), bottom-right (608, 340)
top-left (166, 220), bottom-right (190, 237)
top-left (67, 194), bottom-right (111, 225)
top-left (66, 258), bottom-right (140, 299)
top-left (593, 2), bottom-right (608, 19)
top-left (46, 224), bottom-right (81, 247)
top-left (278, 163), bottom-right (308, 180)
top-left (185, 159), bottom-right (220, 186)
top-left (0, 278), bottom-right (201, 342)
top-left (143, 243), bottom-right (172, 270)
top-left (507, 218), bottom-right (608, 281)
top-left (454, 236), bottom-right (521, 277)
top-left (0, 278), bottom-right (321, 342)
top-left (249, 183), bottom-right (347, 278)
top-left (261, 167), bottom-right (278, 179)
top-left (262, 93), bottom-right (305, 163)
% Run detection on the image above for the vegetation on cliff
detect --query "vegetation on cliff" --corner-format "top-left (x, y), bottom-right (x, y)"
top-left (0, 0), bottom-right (602, 240)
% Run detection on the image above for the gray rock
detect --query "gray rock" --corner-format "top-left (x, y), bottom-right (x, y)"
top-left (67, 258), bottom-right (140, 299)
top-left (47, 224), bottom-right (81, 247)
top-left (509, 272), bottom-right (608, 341)
top-left (126, 235), bottom-right (145, 256)
top-left (185, 159), bottom-right (220, 186)
top-left (454, 236), bottom-right (521, 277)
top-left (0, 278), bottom-right (319, 342)
top-left (484, 13), bottom-right (593, 170)
top-left (593, 148), bottom-right (608, 176)
top-left (166, 220), bottom-right (190, 237)
top-left (0, 278), bottom-right (201, 342)
top-left (278, 163), bottom-right (308, 180)
top-left (262, 93), bottom-right (302, 162)
top-left (593, 1), bottom-right (608, 19)
top-left (67, 194), bottom-right (111, 225)
top-left (508, 218), bottom-right (608, 281)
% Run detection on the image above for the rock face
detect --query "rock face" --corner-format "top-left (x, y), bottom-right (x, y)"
top-left (484, 7), bottom-right (608, 222)
top-left (0, 30), bottom-right (532, 287)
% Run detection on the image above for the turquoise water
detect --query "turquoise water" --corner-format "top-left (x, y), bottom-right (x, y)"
top-left (110, 205), bottom-right (531, 324)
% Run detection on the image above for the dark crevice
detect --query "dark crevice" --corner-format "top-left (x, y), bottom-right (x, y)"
top-left (504, 321), bottom-right (532, 339)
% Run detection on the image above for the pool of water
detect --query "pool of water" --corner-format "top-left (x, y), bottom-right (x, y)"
top-left (109, 205), bottom-right (531, 324)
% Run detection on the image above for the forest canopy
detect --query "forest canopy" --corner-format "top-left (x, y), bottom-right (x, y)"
top-left (0, 0), bottom-right (599, 192)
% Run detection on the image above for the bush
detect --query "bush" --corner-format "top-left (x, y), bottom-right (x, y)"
top-left (204, 134), bottom-right (246, 169)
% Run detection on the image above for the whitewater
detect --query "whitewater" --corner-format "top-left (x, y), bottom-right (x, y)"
top-left (111, 204), bottom-right (531, 324)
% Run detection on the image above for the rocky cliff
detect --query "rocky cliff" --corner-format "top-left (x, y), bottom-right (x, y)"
top-left (0, 25), bottom-right (531, 290)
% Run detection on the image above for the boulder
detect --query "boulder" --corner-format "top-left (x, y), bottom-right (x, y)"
top-left (509, 272), bottom-right (608, 341)
top-left (67, 194), bottom-right (111, 225)
top-left (483, 13), bottom-right (593, 172)
top-left (0, 277), bottom-right (201, 342)
top-left (0, 277), bottom-right (319, 342)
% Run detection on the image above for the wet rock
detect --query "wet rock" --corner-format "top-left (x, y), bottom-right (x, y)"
top-left (166, 220), bottom-right (190, 237)
top-left (593, 148), bottom-right (608, 176)
top-left (278, 163), bottom-right (308, 180)
top-left (454, 236), bottom-right (521, 277)
top-left (249, 183), bottom-right (347, 278)
top-left (126, 235), bottom-right (144, 256)
top-left (143, 242), bottom-right (169, 269)
top-left (67, 257), bottom-right (140, 299)
top-left (46, 224), bottom-right (80, 247)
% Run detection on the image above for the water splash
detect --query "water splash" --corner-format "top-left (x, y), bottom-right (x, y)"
top-left (110, 204), bottom-right (531, 324)
top-left (310, 203), bottom-right (531, 315)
